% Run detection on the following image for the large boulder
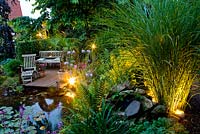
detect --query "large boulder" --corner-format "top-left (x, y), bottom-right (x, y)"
top-left (125, 100), bottom-right (141, 117)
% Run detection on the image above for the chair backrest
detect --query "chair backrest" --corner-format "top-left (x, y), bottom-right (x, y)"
top-left (39, 51), bottom-right (63, 58)
top-left (22, 54), bottom-right (36, 70)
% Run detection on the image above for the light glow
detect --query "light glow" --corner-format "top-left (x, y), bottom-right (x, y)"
top-left (152, 97), bottom-right (157, 103)
top-left (174, 109), bottom-right (184, 118)
top-left (36, 32), bottom-right (42, 38)
top-left (91, 43), bottom-right (96, 50)
top-left (69, 77), bottom-right (76, 85)
top-left (147, 90), bottom-right (158, 103)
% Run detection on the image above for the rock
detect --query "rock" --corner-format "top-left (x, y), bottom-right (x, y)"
top-left (151, 105), bottom-right (166, 114)
top-left (117, 112), bottom-right (125, 117)
top-left (111, 81), bottom-right (130, 92)
top-left (119, 90), bottom-right (134, 96)
top-left (188, 94), bottom-right (200, 113)
top-left (125, 100), bottom-right (141, 117)
top-left (135, 88), bottom-right (146, 95)
top-left (141, 96), bottom-right (153, 111)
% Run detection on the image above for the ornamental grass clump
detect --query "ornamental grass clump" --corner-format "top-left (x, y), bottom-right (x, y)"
top-left (95, 0), bottom-right (200, 113)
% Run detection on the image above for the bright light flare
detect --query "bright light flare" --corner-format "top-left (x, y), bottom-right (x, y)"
top-left (174, 109), bottom-right (185, 118)
top-left (91, 43), bottom-right (96, 50)
top-left (36, 32), bottom-right (42, 38)
top-left (69, 77), bottom-right (76, 85)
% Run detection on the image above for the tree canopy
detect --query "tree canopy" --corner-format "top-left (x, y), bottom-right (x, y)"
top-left (29, 0), bottom-right (129, 46)
top-left (0, 0), bottom-right (15, 59)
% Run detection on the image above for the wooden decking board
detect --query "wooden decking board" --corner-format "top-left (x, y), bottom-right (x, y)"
top-left (24, 69), bottom-right (59, 88)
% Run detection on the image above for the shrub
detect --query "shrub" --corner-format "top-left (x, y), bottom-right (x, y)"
top-left (0, 76), bottom-right (7, 85)
top-left (1, 77), bottom-right (20, 92)
top-left (3, 59), bottom-right (21, 77)
top-left (16, 39), bottom-right (48, 60)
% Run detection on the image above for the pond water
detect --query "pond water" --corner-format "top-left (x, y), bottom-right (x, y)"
top-left (29, 98), bottom-right (62, 131)
top-left (0, 88), bottom-right (72, 133)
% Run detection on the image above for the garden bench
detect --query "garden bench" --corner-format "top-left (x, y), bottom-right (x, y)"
top-left (36, 51), bottom-right (63, 68)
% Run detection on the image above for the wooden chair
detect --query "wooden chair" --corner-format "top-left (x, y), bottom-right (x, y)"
top-left (21, 54), bottom-right (38, 84)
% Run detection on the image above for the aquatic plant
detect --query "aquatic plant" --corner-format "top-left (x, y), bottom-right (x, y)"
top-left (0, 106), bottom-right (36, 133)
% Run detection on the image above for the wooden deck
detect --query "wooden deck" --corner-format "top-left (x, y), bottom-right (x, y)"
top-left (24, 69), bottom-right (61, 89)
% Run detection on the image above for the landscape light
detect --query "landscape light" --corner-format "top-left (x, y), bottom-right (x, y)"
top-left (91, 43), bottom-right (96, 50)
top-left (174, 109), bottom-right (185, 118)
top-left (36, 32), bottom-right (42, 38)
top-left (69, 77), bottom-right (76, 85)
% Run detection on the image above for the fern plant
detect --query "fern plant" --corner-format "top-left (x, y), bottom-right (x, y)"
top-left (61, 100), bottom-right (129, 134)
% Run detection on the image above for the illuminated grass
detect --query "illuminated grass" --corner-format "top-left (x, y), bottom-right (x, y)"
top-left (95, 0), bottom-right (200, 114)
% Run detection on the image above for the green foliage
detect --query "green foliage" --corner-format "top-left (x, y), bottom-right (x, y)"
top-left (14, 85), bottom-right (24, 93)
top-left (62, 101), bottom-right (129, 134)
top-left (129, 117), bottom-right (188, 134)
top-left (0, 65), bottom-right (3, 73)
top-left (73, 78), bottom-right (110, 115)
top-left (31, 0), bottom-right (123, 50)
top-left (108, 49), bottom-right (141, 85)
top-left (9, 16), bottom-right (37, 42)
top-left (16, 39), bottom-right (62, 60)
top-left (95, 0), bottom-right (200, 113)
top-left (3, 59), bottom-right (21, 77)
top-left (0, 75), bottom-right (7, 85)
top-left (1, 77), bottom-right (19, 90)
top-left (16, 39), bottom-right (46, 59)
top-left (0, 106), bottom-right (37, 134)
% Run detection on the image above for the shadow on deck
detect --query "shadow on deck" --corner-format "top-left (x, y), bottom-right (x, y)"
top-left (24, 69), bottom-right (61, 89)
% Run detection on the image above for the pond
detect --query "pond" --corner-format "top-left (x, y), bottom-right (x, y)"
top-left (0, 88), bottom-right (72, 133)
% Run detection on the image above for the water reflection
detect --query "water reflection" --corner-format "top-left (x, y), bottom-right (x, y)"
top-left (30, 98), bottom-right (62, 131)
top-left (0, 89), bottom-right (70, 133)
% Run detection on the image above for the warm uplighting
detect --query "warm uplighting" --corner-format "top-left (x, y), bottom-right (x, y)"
top-left (91, 43), bottom-right (96, 50)
top-left (36, 30), bottom-right (48, 39)
top-left (69, 77), bottom-right (76, 85)
top-left (36, 32), bottom-right (42, 38)
top-left (152, 97), bottom-right (157, 103)
top-left (173, 109), bottom-right (185, 118)
top-left (65, 91), bottom-right (76, 98)
top-left (147, 90), bottom-right (158, 103)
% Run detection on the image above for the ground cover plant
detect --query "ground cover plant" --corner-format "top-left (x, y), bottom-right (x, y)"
top-left (129, 117), bottom-right (188, 134)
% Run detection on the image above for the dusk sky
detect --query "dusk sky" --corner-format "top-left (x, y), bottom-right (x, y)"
top-left (19, 0), bottom-right (40, 19)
